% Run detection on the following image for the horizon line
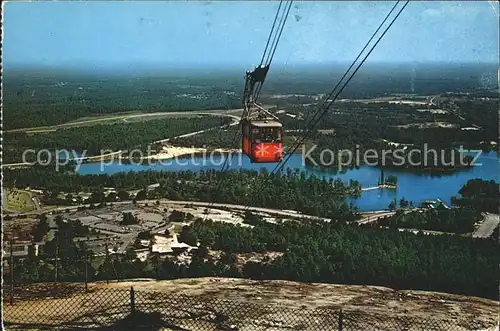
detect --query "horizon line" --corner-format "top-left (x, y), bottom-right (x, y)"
top-left (5, 60), bottom-right (499, 71)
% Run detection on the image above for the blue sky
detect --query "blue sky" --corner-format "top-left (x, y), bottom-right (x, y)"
top-left (4, 1), bottom-right (499, 69)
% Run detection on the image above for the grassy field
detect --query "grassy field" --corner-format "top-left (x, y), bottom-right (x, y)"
top-left (4, 189), bottom-right (37, 212)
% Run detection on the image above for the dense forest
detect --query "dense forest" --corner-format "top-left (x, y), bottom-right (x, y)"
top-left (172, 121), bottom-right (478, 173)
top-left (451, 179), bottom-right (499, 213)
top-left (8, 214), bottom-right (498, 300)
top-left (4, 116), bottom-right (229, 163)
top-left (5, 68), bottom-right (497, 170)
top-left (268, 97), bottom-right (493, 149)
top-left (3, 72), bottom-right (241, 130)
top-left (172, 100), bottom-right (497, 150)
top-left (6, 170), bottom-right (498, 300)
top-left (381, 179), bottom-right (498, 233)
top-left (454, 99), bottom-right (498, 145)
top-left (168, 94), bottom-right (497, 172)
top-left (184, 218), bottom-right (497, 299)
top-left (170, 126), bottom-right (241, 150)
top-left (380, 206), bottom-right (481, 234)
top-left (4, 63), bottom-right (496, 129)
top-left (4, 166), bottom-right (361, 218)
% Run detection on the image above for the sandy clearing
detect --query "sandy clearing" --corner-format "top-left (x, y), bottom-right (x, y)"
top-left (392, 122), bottom-right (459, 129)
top-left (144, 147), bottom-right (207, 160)
top-left (142, 146), bottom-right (241, 161)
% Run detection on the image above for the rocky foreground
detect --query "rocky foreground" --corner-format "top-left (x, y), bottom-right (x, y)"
top-left (4, 277), bottom-right (498, 330)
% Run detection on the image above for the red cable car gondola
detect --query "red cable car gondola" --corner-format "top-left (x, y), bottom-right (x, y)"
top-left (238, 1), bottom-right (294, 163)
top-left (242, 118), bottom-right (283, 163)
top-left (241, 64), bottom-right (284, 163)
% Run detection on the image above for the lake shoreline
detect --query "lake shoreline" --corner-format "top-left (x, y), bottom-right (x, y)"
top-left (75, 152), bottom-right (499, 213)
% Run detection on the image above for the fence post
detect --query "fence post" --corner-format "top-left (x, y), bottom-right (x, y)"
top-left (105, 236), bottom-right (109, 284)
top-left (55, 234), bottom-right (59, 282)
top-left (10, 238), bottom-right (14, 305)
top-left (338, 309), bottom-right (343, 331)
top-left (130, 286), bottom-right (135, 317)
top-left (84, 236), bottom-right (89, 292)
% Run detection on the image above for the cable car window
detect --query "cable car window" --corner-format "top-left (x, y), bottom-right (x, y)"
top-left (276, 129), bottom-right (282, 141)
top-left (257, 127), bottom-right (282, 143)
top-left (262, 128), bottom-right (273, 143)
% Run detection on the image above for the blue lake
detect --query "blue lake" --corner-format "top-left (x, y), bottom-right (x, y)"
top-left (77, 151), bottom-right (499, 212)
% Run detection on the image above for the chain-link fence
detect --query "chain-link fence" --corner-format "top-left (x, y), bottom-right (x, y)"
top-left (2, 284), bottom-right (497, 331)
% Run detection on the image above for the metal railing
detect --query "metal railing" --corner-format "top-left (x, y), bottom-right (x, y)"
top-left (2, 284), bottom-right (496, 331)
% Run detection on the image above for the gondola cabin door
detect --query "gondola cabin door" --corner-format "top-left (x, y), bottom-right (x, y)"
top-left (242, 119), bottom-right (284, 163)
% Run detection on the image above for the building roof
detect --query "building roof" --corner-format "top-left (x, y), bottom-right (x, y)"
top-left (171, 242), bottom-right (193, 249)
top-left (251, 120), bottom-right (282, 128)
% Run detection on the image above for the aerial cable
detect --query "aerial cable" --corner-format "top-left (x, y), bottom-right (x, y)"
top-left (240, 0), bottom-right (409, 216)
top-left (271, 0), bottom-right (409, 176)
top-left (265, 1), bottom-right (293, 67)
top-left (202, 114), bottom-right (241, 221)
top-left (293, 0), bottom-right (402, 138)
top-left (203, 0), bottom-right (293, 220)
top-left (273, 0), bottom-right (408, 176)
top-left (260, 1), bottom-right (285, 66)
top-left (260, 1), bottom-right (293, 67)
top-left (252, 1), bottom-right (293, 102)
top-left (255, 1), bottom-right (294, 101)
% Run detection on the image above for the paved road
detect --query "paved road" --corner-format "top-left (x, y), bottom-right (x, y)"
top-left (429, 96), bottom-right (437, 106)
top-left (154, 114), bottom-right (240, 144)
top-left (357, 208), bottom-right (424, 225)
top-left (31, 195), bottom-right (42, 211)
top-left (117, 232), bottom-right (140, 254)
top-left (3, 111), bottom-right (242, 168)
top-left (62, 113), bottom-right (239, 161)
top-left (148, 200), bottom-right (332, 222)
top-left (5, 199), bottom-right (334, 255)
top-left (389, 227), bottom-right (452, 236)
top-left (1, 162), bottom-right (32, 168)
top-left (5, 199), bottom-right (333, 222)
top-left (473, 213), bottom-right (500, 238)
top-left (6, 108), bottom-right (244, 133)
top-left (358, 212), bottom-right (396, 224)
top-left (5, 200), bottom-right (449, 257)
top-left (5, 198), bottom-right (405, 225)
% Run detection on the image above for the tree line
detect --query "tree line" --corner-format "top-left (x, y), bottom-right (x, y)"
top-left (169, 102), bottom-right (491, 172)
top-left (382, 179), bottom-right (498, 233)
top-left (4, 116), bottom-right (229, 163)
top-left (4, 72), bottom-right (242, 130)
top-left (451, 179), bottom-right (499, 213)
top-left (380, 206), bottom-right (481, 234)
top-left (182, 218), bottom-right (497, 299)
top-left (8, 214), bottom-right (498, 301)
top-left (4, 166), bottom-right (362, 218)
